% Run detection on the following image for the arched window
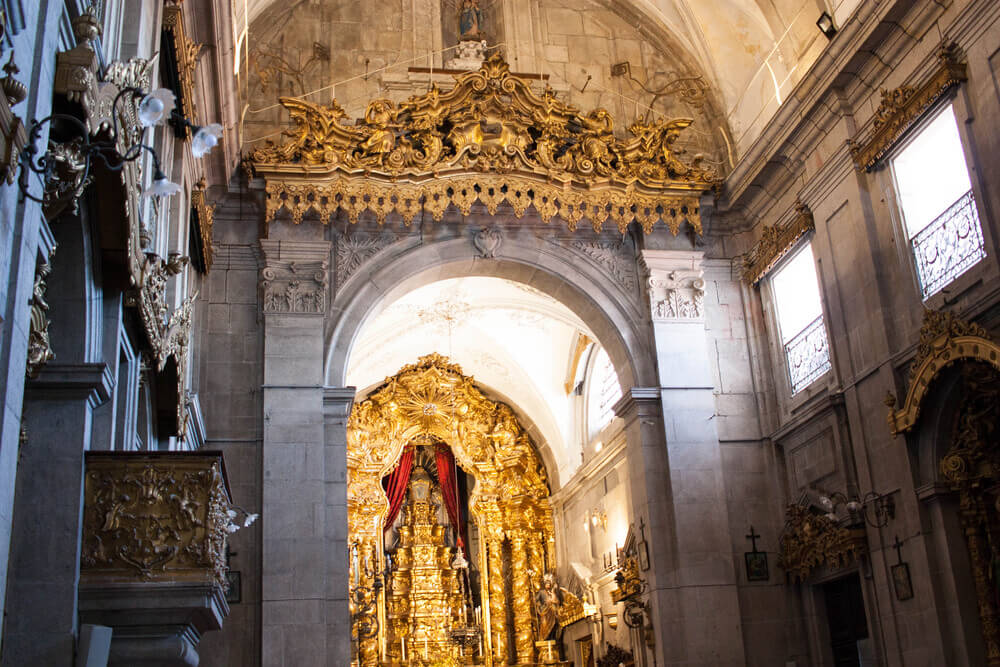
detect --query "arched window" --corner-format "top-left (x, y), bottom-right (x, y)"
top-left (586, 346), bottom-right (621, 441)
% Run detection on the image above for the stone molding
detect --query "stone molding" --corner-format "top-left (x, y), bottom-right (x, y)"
top-left (25, 362), bottom-right (113, 406)
top-left (641, 250), bottom-right (705, 322)
top-left (259, 239), bottom-right (331, 314)
top-left (612, 387), bottom-right (662, 422)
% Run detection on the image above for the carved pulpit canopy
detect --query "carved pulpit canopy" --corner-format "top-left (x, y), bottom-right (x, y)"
top-left (247, 54), bottom-right (718, 234)
top-left (777, 504), bottom-right (866, 582)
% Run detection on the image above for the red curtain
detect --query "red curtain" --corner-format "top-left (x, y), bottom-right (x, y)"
top-left (382, 446), bottom-right (414, 532)
top-left (436, 444), bottom-right (468, 557)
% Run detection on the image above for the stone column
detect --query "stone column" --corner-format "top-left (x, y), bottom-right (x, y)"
top-left (259, 239), bottom-right (332, 666)
top-left (509, 532), bottom-right (534, 664)
top-left (324, 387), bottom-right (355, 666)
top-left (631, 250), bottom-right (746, 666)
top-left (2, 362), bottom-right (112, 666)
top-left (486, 535), bottom-right (507, 664)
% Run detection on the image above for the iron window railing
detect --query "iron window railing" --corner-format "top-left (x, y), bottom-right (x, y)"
top-left (784, 315), bottom-right (832, 394)
top-left (911, 189), bottom-right (985, 299)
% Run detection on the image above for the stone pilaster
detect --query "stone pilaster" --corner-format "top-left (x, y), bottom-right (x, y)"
top-left (259, 239), bottom-right (332, 666)
top-left (323, 387), bottom-right (355, 666)
top-left (635, 249), bottom-right (746, 666)
top-left (2, 362), bottom-right (112, 667)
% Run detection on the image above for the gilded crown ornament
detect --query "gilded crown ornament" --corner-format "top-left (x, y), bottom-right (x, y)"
top-left (248, 53), bottom-right (717, 234)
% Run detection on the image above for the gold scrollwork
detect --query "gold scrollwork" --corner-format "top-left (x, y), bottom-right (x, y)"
top-left (741, 201), bottom-right (814, 285)
top-left (777, 504), bottom-right (866, 582)
top-left (161, 2), bottom-right (205, 134)
top-left (80, 452), bottom-right (232, 586)
top-left (249, 54), bottom-right (716, 235)
top-left (191, 178), bottom-right (215, 272)
top-left (885, 309), bottom-right (999, 436)
top-left (850, 43), bottom-right (967, 172)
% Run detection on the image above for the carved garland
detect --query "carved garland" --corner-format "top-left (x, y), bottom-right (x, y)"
top-left (741, 201), bottom-right (814, 285)
top-left (26, 251), bottom-right (56, 378)
top-left (249, 54), bottom-right (717, 235)
top-left (885, 309), bottom-right (999, 436)
top-left (777, 504), bottom-right (866, 582)
top-left (850, 43), bottom-right (967, 172)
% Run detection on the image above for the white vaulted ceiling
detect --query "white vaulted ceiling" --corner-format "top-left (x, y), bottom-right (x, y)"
top-left (345, 277), bottom-right (598, 487)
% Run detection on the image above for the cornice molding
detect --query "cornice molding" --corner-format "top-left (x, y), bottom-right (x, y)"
top-left (741, 201), bottom-right (814, 285)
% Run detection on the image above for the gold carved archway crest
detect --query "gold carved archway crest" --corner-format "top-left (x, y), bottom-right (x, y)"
top-left (885, 309), bottom-right (1000, 436)
top-left (248, 54), bottom-right (718, 234)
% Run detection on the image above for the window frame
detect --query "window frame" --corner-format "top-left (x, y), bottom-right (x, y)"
top-left (763, 238), bottom-right (834, 401)
top-left (882, 93), bottom-right (997, 306)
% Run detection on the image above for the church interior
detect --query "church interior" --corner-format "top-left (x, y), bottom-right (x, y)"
top-left (1, 1), bottom-right (1000, 666)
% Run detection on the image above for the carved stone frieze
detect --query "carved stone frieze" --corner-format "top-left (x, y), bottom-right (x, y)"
top-left (741, 201), bottom-right (814, 285)
top-left (647, 269), bottom-right (704, 321)
top-left (851, 43), bottom-right (967, 172)
top-left (81, 452), bottom-right (233, 586)
top-left (26, 253), bottom-right (55, 378)
top-left (570, 240), bottom-right (637, 293)
top-left (777, 504), bottom-right (866, 582)
top-left (335, 230), bottom-right (395, 286)
top-left (249, 54), bottom-right (714, 235)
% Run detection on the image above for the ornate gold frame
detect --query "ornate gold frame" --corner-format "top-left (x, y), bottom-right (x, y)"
top-left (741, 201), bottom-right (814, 285)
top-left (850, 43), bottom-right (966, 172)
top-left (348, 354), bottom-right (556, 666)
top-left (885, 309), bottom-right (1000, 436)
top-left (161, 1), bottom-right (204, 135)
top-left (249, 54), bottom-right (717, 235)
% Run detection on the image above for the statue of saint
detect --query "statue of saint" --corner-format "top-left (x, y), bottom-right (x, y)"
top-left (459, 0), bottom-right (485, 41)
top-left (535, 573), bottom-right (562, 641)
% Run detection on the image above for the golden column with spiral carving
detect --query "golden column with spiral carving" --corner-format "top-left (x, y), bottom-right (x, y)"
top-left (510, 531), bottom-right (535, 664)
top-left (487, 535), bottom-right (508, 664)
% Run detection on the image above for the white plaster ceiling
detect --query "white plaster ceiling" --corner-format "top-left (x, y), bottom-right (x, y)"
top-left (345, 277), bottom-right (599, 484)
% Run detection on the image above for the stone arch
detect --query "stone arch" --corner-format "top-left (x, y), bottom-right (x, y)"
top-left (324, 233), bottom-right (655, 395)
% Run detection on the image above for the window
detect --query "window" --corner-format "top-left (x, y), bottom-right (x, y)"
top-left (586, 347), bottom-right (621, 439)
top-left (771, 243), bottom-right (831, 394)
top-left (891, 104), bottom-right (985, 299)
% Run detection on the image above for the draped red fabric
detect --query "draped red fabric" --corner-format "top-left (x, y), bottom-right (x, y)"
top-left (382, 446), bottom-right (414, 532)
top-left (435, 445), bottom-right (468, 557)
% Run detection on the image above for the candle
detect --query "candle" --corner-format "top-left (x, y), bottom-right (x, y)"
top-left (423, 638), bottom-right (428, 659)
top-left (401, 637), bottom-right (406, 662)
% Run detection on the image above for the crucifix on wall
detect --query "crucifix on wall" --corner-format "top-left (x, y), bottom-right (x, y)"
top-left (744, 526), bottom-right (769, 582)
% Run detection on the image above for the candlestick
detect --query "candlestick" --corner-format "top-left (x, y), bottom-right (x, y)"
top-left (423, 637), bottom-right (428, 660)
top-left (401, 637), bottom-right (406, 663)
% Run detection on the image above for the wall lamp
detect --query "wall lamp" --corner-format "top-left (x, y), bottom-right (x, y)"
top-left (584, 508), bottom-right (607, 532)
top-left (17, 85), bottom-right (222, 210)
top-left (819, 490), bottom-right (894, 528)
top-left (816, 11), bottom-right (837, 39)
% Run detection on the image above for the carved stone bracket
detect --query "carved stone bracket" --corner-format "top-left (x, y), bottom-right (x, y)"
top-left (741, 201), bottom-right (814, 285)
top-left (885, 309), bottom-right (999, 436)
top-left (851, 43), bottom-right (967, 172)
top-left (641, 249), bottom-right (705, 322)
top-left (81, 451), bottom-right (233, 586)
top-left (259, 240), bottom-right (331, 314)
top-left (777, 504), bottom-right (866, 582)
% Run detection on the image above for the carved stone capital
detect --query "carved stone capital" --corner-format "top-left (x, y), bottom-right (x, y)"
top-left (641, 250), bottom-right (705, 322)
top-left (259, 240), bottom-right (331, 314)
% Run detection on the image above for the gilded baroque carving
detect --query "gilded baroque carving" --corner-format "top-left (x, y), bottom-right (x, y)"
top-left (777, 504), bottom-right (866, 582)
top-left (81, 453), bottom-right (232, 586)
top-left (161, 2), bottom-right (204, 132)
top-left (648, 269), bottom-right (704, 321)
top-left (26, 252), bottom-right (56, 378)
top-left (348, 354), bottom-right (555, 664)
top-left (248, 54), bottom-right (715, 235)
top-left (262, 259), bottom-right (329, 313)
top-left (851, 43), bottom-right (967, 172)
top-left (0, 10), bottom-right (26, 186)
top-left (741, 201), bottom-right (814, 285)
top-left (885, 309), bottom-right (999, 436)
top-left (191, 179), bottom-right (215, 271)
